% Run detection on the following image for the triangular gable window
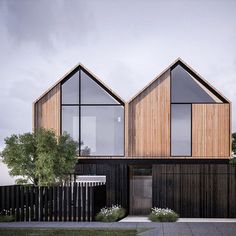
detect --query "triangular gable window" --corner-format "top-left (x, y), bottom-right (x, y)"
top-left (61, 72), bottom-right (79, 104)
top-left (171, 65), bottom-right (218, 103)
top-left (81, 70), bottom-right (119, 104)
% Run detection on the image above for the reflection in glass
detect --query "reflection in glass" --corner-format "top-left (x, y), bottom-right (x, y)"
top-left (61, 72), bottom-right (79, 104)
top-left (81, 106), bottom-right (124, 156)
top-left (81, 70), bottom-right (118, 104)
top-left (171, 65), bottom-right (215, 103)
top-left (171, 104), bottom-right (191, 156)
top-left (62, 106), bottom-right (79, 143)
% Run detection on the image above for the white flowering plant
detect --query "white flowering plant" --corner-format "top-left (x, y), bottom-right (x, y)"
top-left (0, 209), bottom-right (15, 222)
top-left (148, 207), bottom-right (179, 222)
top-left (95, 205), bottom-right (126, 222)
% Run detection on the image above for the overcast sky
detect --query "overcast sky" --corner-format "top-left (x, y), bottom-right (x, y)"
top-left (0, 0), bottom-right (236, 184)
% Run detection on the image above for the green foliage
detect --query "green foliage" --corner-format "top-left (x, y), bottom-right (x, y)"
top-left (148, 207), bottom-right (179, 222)
top-left (0, 210), bottom-right (15, 222)
top-left (95, 205), bottom-right (126, 222)
top-left (229, 157), bottom-right (236, 164)
top-left (0, 215), bottom-right (15, 222)
top-left (0, 128), bottom-right (78, 186)
top-left (232, 132), bottom-right (236, 154)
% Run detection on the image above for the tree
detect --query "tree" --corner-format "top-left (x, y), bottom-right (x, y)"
top-left (0, 128), bottom-right (78, 186)
top-left (232, 132), bottom-right (236, 155)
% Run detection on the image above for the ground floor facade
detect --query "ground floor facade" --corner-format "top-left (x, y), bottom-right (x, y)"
top-left (75, 159), bottom-right (236, 218)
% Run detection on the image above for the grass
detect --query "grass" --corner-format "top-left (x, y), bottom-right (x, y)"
top-left (0, 228), bottom-right (140, 236)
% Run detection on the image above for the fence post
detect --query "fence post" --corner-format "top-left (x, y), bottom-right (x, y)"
top-left (20, 186), bottom-right (24, 221)
top-left (35, 187), bottom-right (39, 221)
top-left (0, 182), bottom-right (106, 222)
top-left (53, 186), bottom-right (58, 221)
top-left (73, 182), bottom-right (77, 221)
top-left (77, 183), bottom-right (81, 221)
top-left (59, 186), bottom-right (62, 221)
top-left (30, 186), bottom-right (34, 221)
top-left (63, 185), bottom-right (67, 221)
top-left (25, 186), bottom-right (29, 221)
top-left (11, 186), bottom-right (15, 218)
top-left (68, 183), bottom-right (72, 221)
top-left (48, 186), bottom-right (53, 221)
top-left (39, 187), bottom-right (44, 221)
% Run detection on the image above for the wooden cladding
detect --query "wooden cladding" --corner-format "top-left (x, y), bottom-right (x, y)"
top-left (192, 104), bottom-right (230, 157)
top-left (128, 70), bottom-right (170, 157)
top-left (34, 84), bottom-right (60, 136)
top-left (32, 61), bottom-right (231, 159)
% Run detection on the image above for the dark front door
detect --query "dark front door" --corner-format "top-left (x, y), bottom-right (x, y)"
top-left (129, 166), bottom-right (152, 215)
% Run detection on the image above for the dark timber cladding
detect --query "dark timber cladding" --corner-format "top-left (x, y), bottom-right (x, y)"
top-left (75, 163), bottom-right (129, 210)
top-left (75, 161), bottom-right (236, 217)
top-left (0, 183), bottom-right (106, 222)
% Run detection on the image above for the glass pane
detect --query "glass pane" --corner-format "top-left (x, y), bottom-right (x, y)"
top-left (62, 106), bottom-right (79, 144)
top-left (171, 104), bottom-right (191, 156)
top-left (171, 65), bottom-right (215, 103)
top-left (81, 70), bottom-right (119, 104)
top-left (61, 72), bottom-right (79, 104)
top-left (81, 106), bottom-right (124, 156)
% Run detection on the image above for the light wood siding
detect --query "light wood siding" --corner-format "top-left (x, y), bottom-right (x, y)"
top-left (192, 104), bottom-right (230, 157)
top-left (34, 84), bottom-right (60, 136)
top-left (125, 103), bottom-right (129, 157)
top-left (128, 70), bottom-right (170, 157)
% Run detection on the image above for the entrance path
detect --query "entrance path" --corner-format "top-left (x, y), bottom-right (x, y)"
top-left (1, 221), bottom-right (236, 236)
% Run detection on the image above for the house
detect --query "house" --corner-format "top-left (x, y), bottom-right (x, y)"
top-left (33, 58), bottom-right (236, 217)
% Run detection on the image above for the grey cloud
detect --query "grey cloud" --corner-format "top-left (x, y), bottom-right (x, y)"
top-left (2, 0), bottom-right (94, 48)
top-left (0, 0), bottom-right (236, 185)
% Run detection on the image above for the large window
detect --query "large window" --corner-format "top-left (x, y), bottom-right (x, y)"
top-left (62, 72), bottom-right (80, 104)
top-left (170, 64), bottom-right (222, 157)
top-left (61, 68), bottom-right (124, 156)
top-left (171, 104), bottom-right (191, 156)
top-left (171, 65), bottom-right (216, 103)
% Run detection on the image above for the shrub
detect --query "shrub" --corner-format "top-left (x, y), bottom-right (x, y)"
top-left (148, 207), bottom-right (179, 222)
top-left (229, 157), bottom-right (236, 164)
top-left (95, 205), bottom-right (126, 222)
top-left (0, 209), bottom-right (15, 222)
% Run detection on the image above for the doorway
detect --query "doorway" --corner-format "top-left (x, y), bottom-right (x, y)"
top-left (129, 166), bottom-right (152, 215)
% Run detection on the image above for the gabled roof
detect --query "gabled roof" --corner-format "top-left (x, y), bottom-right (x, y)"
top-left (128, 58), bottom-right (230, 103)
top-left (34, 58), bottom-right (230, 105)
top-left (34, 63), bottom-right (125, 105)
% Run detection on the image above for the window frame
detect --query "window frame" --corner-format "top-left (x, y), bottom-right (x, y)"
top-left (170, 103), bottom-right (192, 157)
top-left (60, 67), bottom-right (125, 157)
top-left (170, 63), bottom-right (225, 157)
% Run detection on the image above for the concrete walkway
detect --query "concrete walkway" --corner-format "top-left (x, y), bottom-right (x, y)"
top-left (0, 221), bottom-right (236, 236)
top-left (120, 215), bottom-right (236, 223)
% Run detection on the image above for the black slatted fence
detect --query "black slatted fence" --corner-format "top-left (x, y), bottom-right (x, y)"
top-left (0, 182), bottom-right (106, 221)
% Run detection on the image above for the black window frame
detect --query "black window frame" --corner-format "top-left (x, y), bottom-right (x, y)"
top-left (60, 66), bottom-right (125, 157)
top-left (170, 62), bottom-right (226, 157)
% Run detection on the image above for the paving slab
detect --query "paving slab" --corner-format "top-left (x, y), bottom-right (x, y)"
top-left (137, 228), bottom-right (160, 236)
top-left (178, 218), bottom-right (236, 222)
top-left (162, 223), bottom-right (193, 236)
top-left (1, 221), bottom-right (236, 236)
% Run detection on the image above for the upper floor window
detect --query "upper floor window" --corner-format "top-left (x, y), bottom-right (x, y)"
top-left (171, 65), bottom-right (218, 103)
top-left (61, 68), bottom-right (124, 156)
top-left (62, 72), bottom-right (80, 104)
top-left (170, 64), bottom-right (224, 157)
